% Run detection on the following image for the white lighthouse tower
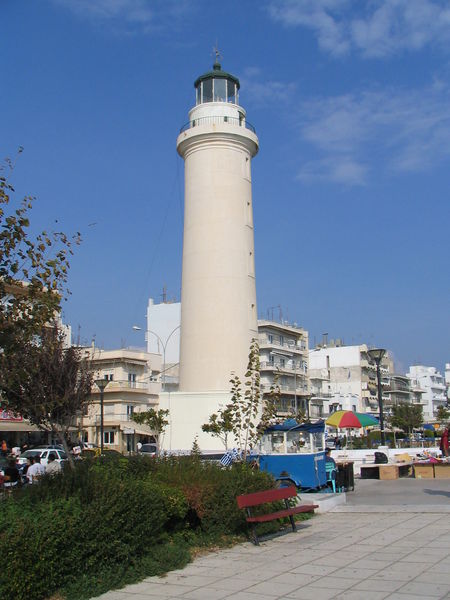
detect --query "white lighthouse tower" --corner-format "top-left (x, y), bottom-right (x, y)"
top-left (159, 56), bottom-right (259, 451)
top-left (177, 56), bottom-right (259, 393)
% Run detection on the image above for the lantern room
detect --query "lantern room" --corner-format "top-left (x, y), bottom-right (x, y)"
top-left (194, 59), bottom-right (240, 105)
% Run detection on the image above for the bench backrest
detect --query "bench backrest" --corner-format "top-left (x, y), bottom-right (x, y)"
top-left (236, 486), bottom-right (297, 509)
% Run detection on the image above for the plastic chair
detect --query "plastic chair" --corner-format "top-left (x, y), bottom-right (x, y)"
top-left (325, 462), bottom-right (337, 493)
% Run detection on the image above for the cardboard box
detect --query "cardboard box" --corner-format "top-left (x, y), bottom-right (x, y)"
top-left (434, 463), bottom-right (450, 479)
top-left (413, 463), bottom-right (434, 479)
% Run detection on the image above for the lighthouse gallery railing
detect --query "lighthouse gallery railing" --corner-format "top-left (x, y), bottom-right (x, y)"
top-left (180, 115), bottom-right (256, 134)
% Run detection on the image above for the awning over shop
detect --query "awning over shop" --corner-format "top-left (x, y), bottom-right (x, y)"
top-left (264, 419), bottom-right (325, 434)
top-left (0, 421), bottom-right (40, 432)
top-left (119, 424), bottom-right (153, 437)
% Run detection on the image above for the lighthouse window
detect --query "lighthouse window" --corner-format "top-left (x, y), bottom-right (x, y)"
top-left (214, 78), bottom-right (226, 102)
top-left (202, 79), bottom-right (213, 102)
top-left (228, 81), bottom-right (236, 104)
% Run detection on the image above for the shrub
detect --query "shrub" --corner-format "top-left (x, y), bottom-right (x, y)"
top-left (0, 454), bottom-right (279, 600)
top-left (0, 469), bottom-right (188, 600)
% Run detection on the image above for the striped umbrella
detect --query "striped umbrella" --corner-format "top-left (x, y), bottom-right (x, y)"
top-left (326, 410), bottom-right (379, 429)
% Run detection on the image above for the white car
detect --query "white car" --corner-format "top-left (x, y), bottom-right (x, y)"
top-left (17, 448), bottom-right (67, 467)
top-left (138, 443), bottom-right (157, 457)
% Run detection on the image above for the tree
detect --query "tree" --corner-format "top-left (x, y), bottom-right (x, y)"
top-left (436, 405), bottom-right (450, 423)
top-left (0, 152), bottom-right (80, 352)
top-left (201, 404), bottom-right (234, 450)
top-left (131, 408), bottom-right (169, 455)
top-left (0, 325), bottom-right (93, 467)
top-left (390, 402), bottom-right (423, 436)
top-left (202, 340), bottom-right (279, 458)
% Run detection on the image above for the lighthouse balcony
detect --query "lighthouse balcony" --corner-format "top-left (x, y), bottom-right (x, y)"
top-left (180, 115), bottom-right (256, 134)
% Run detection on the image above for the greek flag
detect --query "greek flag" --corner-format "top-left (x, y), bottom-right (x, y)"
top-left (220, 448), bottom-right (241, 467)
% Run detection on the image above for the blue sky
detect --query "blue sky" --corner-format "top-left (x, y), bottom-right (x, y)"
top-left (2, 0), bottom-right (449, 373)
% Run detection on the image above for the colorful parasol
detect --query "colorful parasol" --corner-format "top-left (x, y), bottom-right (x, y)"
top-left (326, 410), bottom-right (379, 429)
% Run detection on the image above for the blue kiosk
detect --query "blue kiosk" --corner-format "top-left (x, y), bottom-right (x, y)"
top-left (256, 419), bottom-right (327, 491)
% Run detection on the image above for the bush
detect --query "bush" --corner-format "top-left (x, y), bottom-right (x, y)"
top-left (0, 455), bottom-right (276, 600)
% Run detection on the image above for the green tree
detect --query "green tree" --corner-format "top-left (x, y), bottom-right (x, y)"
top-left (436, 405), bottom-right (450, 423)
top-left (201, 404), bottom-right (234, 450)
top-left (390, 402), bottom-right (423, 436)
top-left (0, 326), bottom-right (93, 466)
top-left (202, 340), bottom-right (279, 459)
top-left (0, 152), bottom-right (80, 353)
top-left (132, 408), bottom-right (169, 455)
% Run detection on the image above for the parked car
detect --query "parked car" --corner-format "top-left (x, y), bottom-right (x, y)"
top-left (17, 448), bottom-right (67, 467)
top-left (138, 443), bottom-right (157, 457)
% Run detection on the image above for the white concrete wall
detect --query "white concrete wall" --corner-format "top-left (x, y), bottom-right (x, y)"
top-left (146, 298), bottom-right (181, 364)
top-left (309, 345), bottom-right (362, 370)
top-left (158, 391), bottom-right (235, 452)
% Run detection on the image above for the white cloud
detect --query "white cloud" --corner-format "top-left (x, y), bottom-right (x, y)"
top-left (268, 0), bottom-right (450, 58)
top-left (296, 82), bottom-right (450, 184)
top-left (240, 67), bottom-right (298, 108)
top-left (51, 0), bottom-right (190, 33)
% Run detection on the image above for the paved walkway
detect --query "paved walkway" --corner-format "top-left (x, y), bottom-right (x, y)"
top-left (93, 479), bottom-right (450, 600)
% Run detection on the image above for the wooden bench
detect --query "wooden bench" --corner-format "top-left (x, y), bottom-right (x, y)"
top-left (236, 486), bottom-right (318, 545)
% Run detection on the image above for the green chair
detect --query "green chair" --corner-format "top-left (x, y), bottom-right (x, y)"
top-left (325, 462), bottom-right (337, 493)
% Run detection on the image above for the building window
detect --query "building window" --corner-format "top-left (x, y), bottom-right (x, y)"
top-left (104, 431), bottom-right (115, 445)
top-left (128, 373), bottom-right (136, 388)
top-left (279, 335), bottom-right (284, 346)
top-left (279, 358), bottom-right (285, 368)
top-left (127, 405), bottom-right (134, 419)
top-left (269, 354), bottom-right (274, 365)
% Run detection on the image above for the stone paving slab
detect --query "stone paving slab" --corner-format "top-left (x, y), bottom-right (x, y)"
top-left (92, 479), bottom-right (450, 600)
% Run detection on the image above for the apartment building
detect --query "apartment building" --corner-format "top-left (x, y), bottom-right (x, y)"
top-left (407, 365), bottom-right (447, 421)
top-left (82, 347), bottom-right (162, 453)
top-left (445, 363), bottom-right (450, 402)
top-left (387, 373), bottom-right (425, 413)
top-left (258, 320), bottom-right (309, 416)
top-left (308, 342), bottom-right (392, 418)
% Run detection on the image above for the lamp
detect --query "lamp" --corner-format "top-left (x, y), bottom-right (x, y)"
top-left (368, 348), bottom-right (386, 446)
top-left (94, 378), bottom-right (109, 453)
top-left (132, 325), bottom-right (180, 392)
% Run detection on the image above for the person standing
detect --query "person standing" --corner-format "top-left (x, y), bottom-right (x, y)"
top-left (45, 453), bottom-right (62, 476)
top-left (1, 440), bottom-right (8, 456)
top-left (4, 458), bottom-right (20, 488)
top-left (440, 426), bottom-right (449, 457)
top-left (27, 455), bottom-right (45, 484)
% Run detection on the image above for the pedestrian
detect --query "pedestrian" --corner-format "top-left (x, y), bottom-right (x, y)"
top-left (334, 436), bottom-right (341, 450)
top-left (21, 456), bottom-right (33, 483)
top-left (27, 455), bottom-right (45, 484)
top-left (325, 447), bottom-right (337, 468)
top-left (1, 439), bottom-right (8, 457)
top-left (45, 453), bottom-right (62, 476)
top-left (3, 458), bottom-right (20, 489)
top-left (440, 426), bottom-right (449, 457)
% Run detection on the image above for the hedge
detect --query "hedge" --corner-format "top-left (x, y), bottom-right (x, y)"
top-left (0, 455), bottom-right (278, 600)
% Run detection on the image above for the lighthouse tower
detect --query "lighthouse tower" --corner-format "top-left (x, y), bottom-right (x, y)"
top-left (177, 57), bottom-right (259, 393)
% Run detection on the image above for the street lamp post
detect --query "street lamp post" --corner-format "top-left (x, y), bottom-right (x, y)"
top-left (133, 325), bottom-right (180, 392)
top-left (368, 348), bottom-right (386, 446)
top-left (94, 378), bottom-right (109, 454)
